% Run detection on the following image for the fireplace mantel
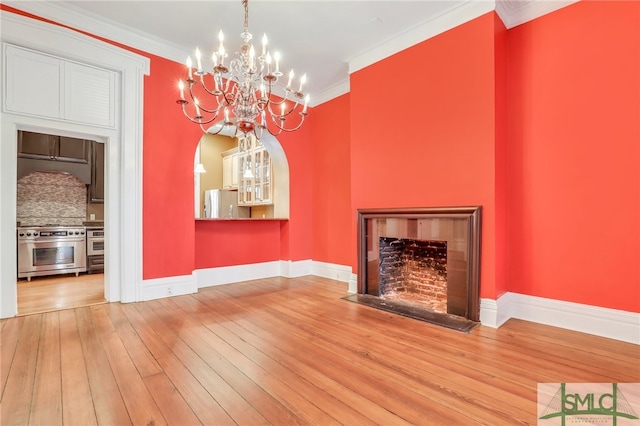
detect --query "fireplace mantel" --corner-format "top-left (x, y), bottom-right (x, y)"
top-left (356, 206), bottom-right (482, 322)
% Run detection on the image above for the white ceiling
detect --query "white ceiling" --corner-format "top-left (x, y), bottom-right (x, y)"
top-left (3, 0), bottom-right (577, 105)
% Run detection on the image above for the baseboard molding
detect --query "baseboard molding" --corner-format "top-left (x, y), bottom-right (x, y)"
top-left (149, 266), bottom-right (639, 345)
top-left (310, 261), bottom-right (352, 283)
top-left (195, 261), bottom-right (282, 288)
top-left (195, 260), bottom-right (352, 289)
top-left (140, 274), bottom-right (196, 301)
top-left (482, 292), bottom-right (640, 345)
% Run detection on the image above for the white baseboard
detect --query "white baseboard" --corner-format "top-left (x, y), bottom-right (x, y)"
top-left (280, 259), bottom-right (313, 278)
top-left (195, 260), bottom-right (352, 289)
top-left (348, 273), bottom-right (358, 294)
top-left (481, 292), bottom-right (640, 345)
top-left (195, 261), bottom-right (282, 288)
top-left (140, 274), bottom-right (196, 301)
top-left (147, 265), bottom-right (640, 345)
top-left (310, 261), bottom-right (353, 283)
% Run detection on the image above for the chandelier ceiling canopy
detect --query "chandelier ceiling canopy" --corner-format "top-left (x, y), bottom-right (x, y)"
top-left (177, 0), bottom-right (310, 140)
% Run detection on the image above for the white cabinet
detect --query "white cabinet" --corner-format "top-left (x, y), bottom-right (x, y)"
top-left (238, 136), bottom-right (272, 206)
top-left (221, 148), bottom-right (238, 190)
top-left (3, 44), bottom-right (116, 128)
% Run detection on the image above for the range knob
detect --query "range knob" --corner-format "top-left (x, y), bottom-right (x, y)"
top-left (26, 232), bottom-right (32, 236)
top-left (33, 232), bottom-right (39, 237)
top-left (80, 231), bottom-right (85, 235)
top-left (18, 232), bottom-right (24, 237)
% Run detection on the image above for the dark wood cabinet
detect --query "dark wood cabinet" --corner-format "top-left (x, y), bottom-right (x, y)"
top-left (18, 131), bottom-right (90, 164)
top-left (90, 142), bottom-right (105, 203)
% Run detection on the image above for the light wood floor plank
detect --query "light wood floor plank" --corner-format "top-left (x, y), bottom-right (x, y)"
top-left (174, 292), bottom-right (413, 426)
top-left (161, 296), bottom-right (371, 425)
top-left (1, 276), bottom-right (638, 426)
top-left (58, 309), bottom-right (97, 426)
top-left (209, 282), bottom-right (525, 425)
top-left (143, 372), bottom-right (202, 426)
top-left (0, 316), bottom-right (24, 400)
top-left (29, 312), bottom-right (62, 426)
top-left (121, 303), bottom-right (236, 426)
top-left (142, 300), bottom-right (270, 426)
top-left (0, 314), bottom-right (42, 426)
top-left (148, 298), bottom-right (304, 425)
top-left (75, 306), bottom-right (131, 425)
top-left (104, 304), bottom-right (162, 379)
top-left (17, 274), bottom-right (106, 316)
top-left (89, 306), bottom-right (166, 426)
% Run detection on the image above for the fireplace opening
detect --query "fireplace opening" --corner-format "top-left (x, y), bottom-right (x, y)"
top-left (379, 237), bottom-right (448, 313)
top-left (345, 207), bottom-right (481, 332)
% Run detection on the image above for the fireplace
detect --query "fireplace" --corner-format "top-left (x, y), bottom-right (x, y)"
top-left (349, 207), bottom-right (481, 331)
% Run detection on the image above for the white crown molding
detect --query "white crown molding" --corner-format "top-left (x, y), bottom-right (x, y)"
top-left (312, 78), bottom-right (350, 107)
top-left (495, 0), bottom-right (580, 29)
top-left (1, 0), bottom-right (188, 64)
top-left (348, 0), bottom-right (495, 75)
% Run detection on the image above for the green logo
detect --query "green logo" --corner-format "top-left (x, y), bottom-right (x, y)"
top-left (538, 383), bottom-right (639, 425)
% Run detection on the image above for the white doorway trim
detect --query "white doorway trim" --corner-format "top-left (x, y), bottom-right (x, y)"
top-left (0, 11), bottom-right (149, 317)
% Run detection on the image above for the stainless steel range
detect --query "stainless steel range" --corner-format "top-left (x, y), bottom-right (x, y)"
top-left (17, 226), bottom-right (86, 281)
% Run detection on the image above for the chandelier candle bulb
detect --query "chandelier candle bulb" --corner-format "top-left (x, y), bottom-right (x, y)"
top-left (218, 30), bottom-right (224, 49)
top-left (274, 52), bottom-right (280, 73)
top-left (299, 73), bottom-right (306, 92)
top-left (195, 48), bottom-right (202, 72)
top-left (303, 95), bottom-right (309, 114)
top-left (194, 98), bottom-right (201, 116)
top-left (262, 34), bottom-right (267, 55)
top-left (287, 69), bottom-right (294, 89)
top-left (178, 80), bottom-right (185, 100)
top-left (186, 56), bottom-right (193, 79)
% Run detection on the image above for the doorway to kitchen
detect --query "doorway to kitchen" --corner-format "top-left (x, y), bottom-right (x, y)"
top-left (15, 132), bottom-right (106, 315)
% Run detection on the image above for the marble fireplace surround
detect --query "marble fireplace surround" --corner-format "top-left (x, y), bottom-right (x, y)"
top-left (355, 206), bottom-right (482, 327)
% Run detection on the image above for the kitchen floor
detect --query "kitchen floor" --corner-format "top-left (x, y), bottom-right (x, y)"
top-left (17, 273), bottom-right (106, 316)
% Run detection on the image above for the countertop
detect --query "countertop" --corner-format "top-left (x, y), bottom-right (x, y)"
top-left (83, 221), bottom-right (104, 227)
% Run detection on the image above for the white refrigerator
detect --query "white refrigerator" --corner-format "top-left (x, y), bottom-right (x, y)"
top-left (203, 189), bottom-right (250, 218)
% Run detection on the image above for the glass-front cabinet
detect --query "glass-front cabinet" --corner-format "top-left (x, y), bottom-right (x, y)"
top-left (238, 135), bottom-right (272, 206)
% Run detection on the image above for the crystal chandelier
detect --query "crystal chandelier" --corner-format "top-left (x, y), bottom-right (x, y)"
top-left (177, 0), bottom-right (310, 140)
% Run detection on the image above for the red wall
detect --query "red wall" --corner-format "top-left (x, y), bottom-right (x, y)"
top-left (506, 1), bottom-right (640, 312)
top-left (142, 54), bottom-right (205, 278)
top-left (349, 13), bottom-right (500, 299)
top-left (311, 94), bottom-right (352, 265)
top-left (5, 3), bottom-right (639, 313)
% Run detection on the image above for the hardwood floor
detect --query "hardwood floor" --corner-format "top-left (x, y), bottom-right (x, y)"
top-left (17, 273), bottom-right (106, 316)
top-left (2, 276), bottom-right (638, 425)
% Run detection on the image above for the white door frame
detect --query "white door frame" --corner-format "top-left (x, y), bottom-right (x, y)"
top-left (0, 11), bottom-right (149, 317)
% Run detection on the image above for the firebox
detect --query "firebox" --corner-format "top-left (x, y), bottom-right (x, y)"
top-left (352, 206), bottom-right (481, 330)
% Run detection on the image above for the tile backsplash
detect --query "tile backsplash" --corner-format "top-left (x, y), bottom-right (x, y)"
top-left (17, 171), bottom-right (87, 226)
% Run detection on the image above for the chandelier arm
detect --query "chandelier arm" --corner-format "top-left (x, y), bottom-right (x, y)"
top-left (201, 122), bottom-right (226, 135)
top-left (180, 103), bottom-right (223, 126)
top-left (195, 73), bottom-right (229, 98)
top-left (266, 112), bottom-right (308, 135)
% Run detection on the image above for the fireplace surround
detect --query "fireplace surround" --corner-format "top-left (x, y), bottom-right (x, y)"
top-left (352, 206), bottom-right (481, 330)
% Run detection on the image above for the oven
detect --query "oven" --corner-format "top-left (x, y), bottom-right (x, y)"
top-left (17, 226), bottom-right (86, 281)
top-left (86, 228), bottom-right (104, 273)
